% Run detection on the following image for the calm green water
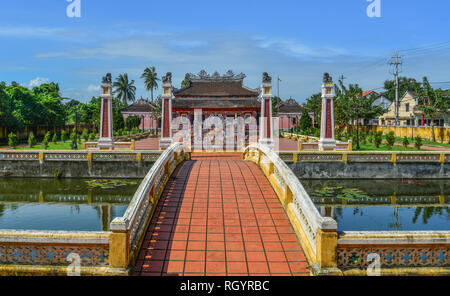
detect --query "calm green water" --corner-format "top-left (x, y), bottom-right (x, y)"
top-left (0, 178), bottom-right (141, 231)
top-left (302, 179), bottom-right (450, 232)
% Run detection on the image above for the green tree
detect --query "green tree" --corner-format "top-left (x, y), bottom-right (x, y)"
top-left (125, 116), bottom-right (141, 131)
top-left (272, 96), bottom-right (282, 116)
top-left (383, 77), bottom-right (421, 102)
top-left (181, 74), bottom-right (190, 89)
top-left (415, 77), bottom-right (450, 142)
top-left (61, 130), bottom-right (67, 143)
top-left (299, 109), bottom-right (312, 131)
top-left (304, 93), bottom-right (322, 127)
top-left (141, 66), bottom-right (160, 103)
top-left (113, 73), bottom-right (136, 105)
top-left (385, 131), bottom-right (396, 149)
top-left (42, 131), bottom-right (51, 150)
top-left (415, 135), bottom-right (423, 150)
top-left (151, 95), bottom-right (163, 130)
top-left (402, 136), bottom-right (410, 148)
top-left (52, 133), bottom-right (58, 144)
top-left (28, 133), bottom-right (37, 148)
top-left (8, 132), bottom-right (18, 149)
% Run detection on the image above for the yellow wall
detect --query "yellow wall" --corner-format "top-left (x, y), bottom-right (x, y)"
top-left (358, 126), bottom-right (450, 142)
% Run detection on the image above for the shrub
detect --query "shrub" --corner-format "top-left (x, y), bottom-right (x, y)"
top-left (8, 132), bottom-right (18, 149)
top-left (61, 130), bottom-right (67, 143)
top-left (374, 132), bottom-right (383, 148)
top-left (368, 130), bottom-right (375, 143)
top-left (89, 133), bottom-right (96, 141)
top-left (402, 136), bottom-right (409, 148)
top-left (82, 129), bottom-right (89, 141)
top-left (360, 131), bottom-right (367, 145)
top-left (42, 132), bottom-right (51, 150)
top-left (28, 134), bottom-right (37, 148)
top-left (402, 136), bottom-right (410, 148)
top-left (385, 131), bottom-right (396, 149)
top-left (52, 133), bottom-right (58, 144)
top-left (415, 136), bottom-right (423, 150)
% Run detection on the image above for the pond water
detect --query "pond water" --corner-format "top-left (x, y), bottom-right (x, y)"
top-left (301, 179), bottom-right (449, 232)
top-left (0, 178), bottom-right (141, 231)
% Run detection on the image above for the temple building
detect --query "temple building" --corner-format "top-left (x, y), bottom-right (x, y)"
top-left (276, 98), bottom-right (314, 131)
top-left (121, 98), bottom-right (159, 131)
top-left (172, 70), bottom-right (260, 122)
top-left (171, 70), bottom-right (263, 149)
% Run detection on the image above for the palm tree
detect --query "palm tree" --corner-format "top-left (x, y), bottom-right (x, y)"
top-left (141, 67), bottom-right (160, 103)
top-left (113, 73), bottom-right (136, 105)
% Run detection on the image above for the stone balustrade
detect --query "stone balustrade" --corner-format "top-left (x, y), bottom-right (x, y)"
top-left (244, 144), bottom-right (450, 275)
top-left (0, 143), bottom-right (191, 276)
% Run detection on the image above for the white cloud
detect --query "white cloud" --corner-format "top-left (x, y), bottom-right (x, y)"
top-left (27, 77), bottom-right (50, 87)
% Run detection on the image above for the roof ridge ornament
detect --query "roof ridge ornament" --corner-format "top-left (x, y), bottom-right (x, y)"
top-left (102, 73), bottom-right (112, 84)
top-left (187, 70), bottom-right (246, 82)
top-left (262, 72), bottom-right (272, 84)
top-left (162, 72), bottom-right (172, 84)
top-left (323, 72), bottom-right (333, 84)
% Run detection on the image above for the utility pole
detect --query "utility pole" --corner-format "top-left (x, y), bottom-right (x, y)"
top-left (277, 76), bottom-right (282, 98)
top-left (338, 74), bottom-right (346, 85)
top-left (389, 52), bottom-right (402, 126)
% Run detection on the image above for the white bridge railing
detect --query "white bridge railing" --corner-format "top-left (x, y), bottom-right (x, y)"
top-left (109, 142), bottom-right (190, 268)
top-left (244, 144), bottom-right (338, 273)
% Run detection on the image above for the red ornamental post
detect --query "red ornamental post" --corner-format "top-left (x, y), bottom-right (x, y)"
top-left (319, 73), bottom-right (337, 151)
top-left (159, 72), bottom-right (174, 150)
top-left (259, 72), bottom-right (274, 149)
top-left (98, 73), bottom-right (114, 150)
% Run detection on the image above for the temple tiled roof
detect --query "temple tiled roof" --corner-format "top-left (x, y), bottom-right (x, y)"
top-left (277, 98), bottom-right (304, 113)
top-left (173, 98), bottom-right (260, 109)
top-left (173, 70), bottom-right (259, 98)
top-left (121, 99), bottom-right (154, 113)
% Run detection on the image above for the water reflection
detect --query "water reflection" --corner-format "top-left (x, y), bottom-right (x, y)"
top-left (0, 178), bottom-right (140, 231)
top-left (302, 179), bottom-right (450, 232)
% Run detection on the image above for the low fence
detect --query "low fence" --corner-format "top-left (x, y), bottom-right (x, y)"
top-left (281, 132), bottom-right (352, 151)
top-left (0, 150), bottom-right (164, 178)
top-left (244, 144), bottom-right (339, 275)
top-left (362, 126), bottom-right (450, 143)
top-left (0, 143), bottom-right (190, 275)
top-left (279, 151), bottom-right (449, 179)
top-left (245, 145), bottom-right (450, 275)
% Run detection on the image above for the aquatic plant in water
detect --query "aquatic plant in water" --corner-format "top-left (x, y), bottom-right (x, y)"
top-left (85, 179), bottom-right (138, 189)
top-left (311, 186), bottom-right (372, 201)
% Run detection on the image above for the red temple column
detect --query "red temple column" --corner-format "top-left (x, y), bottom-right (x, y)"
top-left (319, 73), bottom-right (337, 151)
top-left (259, 72), bottom-right (274, 149)
top-left (160, 72), bottom-right (174, 150)
top-left (98, 73), bottom-right (114, 150)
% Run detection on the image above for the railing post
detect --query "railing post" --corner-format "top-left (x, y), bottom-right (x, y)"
top-left (149, 184), bottom-right (156, 204)
top-left (347, 140), bottom-right (353, 151)
top-left (293, 154), bottom-right (298, 163)
top-left (316, 228), bottom-right (338, 269)
top-left (136, 152), bottom-right (142, 163)
top-left (82, 140), bottom-right (86, 150)
top-left (268, 162), bottom-right (274, 175)
top-left (298, 141), bottom-right (302, 152)
top-left (440, 154), bottom-right (445, 163)
top-left (342, 153), bottom-right (348, 163)
top-left (130, 140), bottom-right (135, 151)
top-left (87, 152), bottom-right (93, 163)
top-left (39, 152), bottom-right (44, 164)
top-left (109, 219), bottom-right (130, 269)
top-left (284, 184), bottom-right (293, 208)
top-left (391, 153), bottom-right (397, 163)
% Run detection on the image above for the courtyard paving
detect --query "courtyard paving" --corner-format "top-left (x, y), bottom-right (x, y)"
top-left (134, 155), bottom-right (309, 276)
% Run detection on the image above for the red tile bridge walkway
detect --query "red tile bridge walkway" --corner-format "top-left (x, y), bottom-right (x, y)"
top-left (135, 154), bottom-right (309, 276)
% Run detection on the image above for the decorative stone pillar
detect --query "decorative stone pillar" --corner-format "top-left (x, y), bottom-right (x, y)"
top-left (259, 72), bottom-right (274, 148)
top-left (319, 73), bottom-right (337, 151)
top-left (159, 72), bottom-right (174, 150)
top-left (98, 73), bottom-right (114, 150)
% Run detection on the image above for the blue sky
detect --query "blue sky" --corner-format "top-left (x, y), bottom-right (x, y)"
top-left (0, 0), bottom-right (450, 103)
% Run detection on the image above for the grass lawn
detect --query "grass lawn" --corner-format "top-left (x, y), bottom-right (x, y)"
top-left (17, 141), bottom-right (80, 150)
top-left (354, 142), bottom-right (426, 151)
top-left (380, 135), bottom-right (450, 148)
